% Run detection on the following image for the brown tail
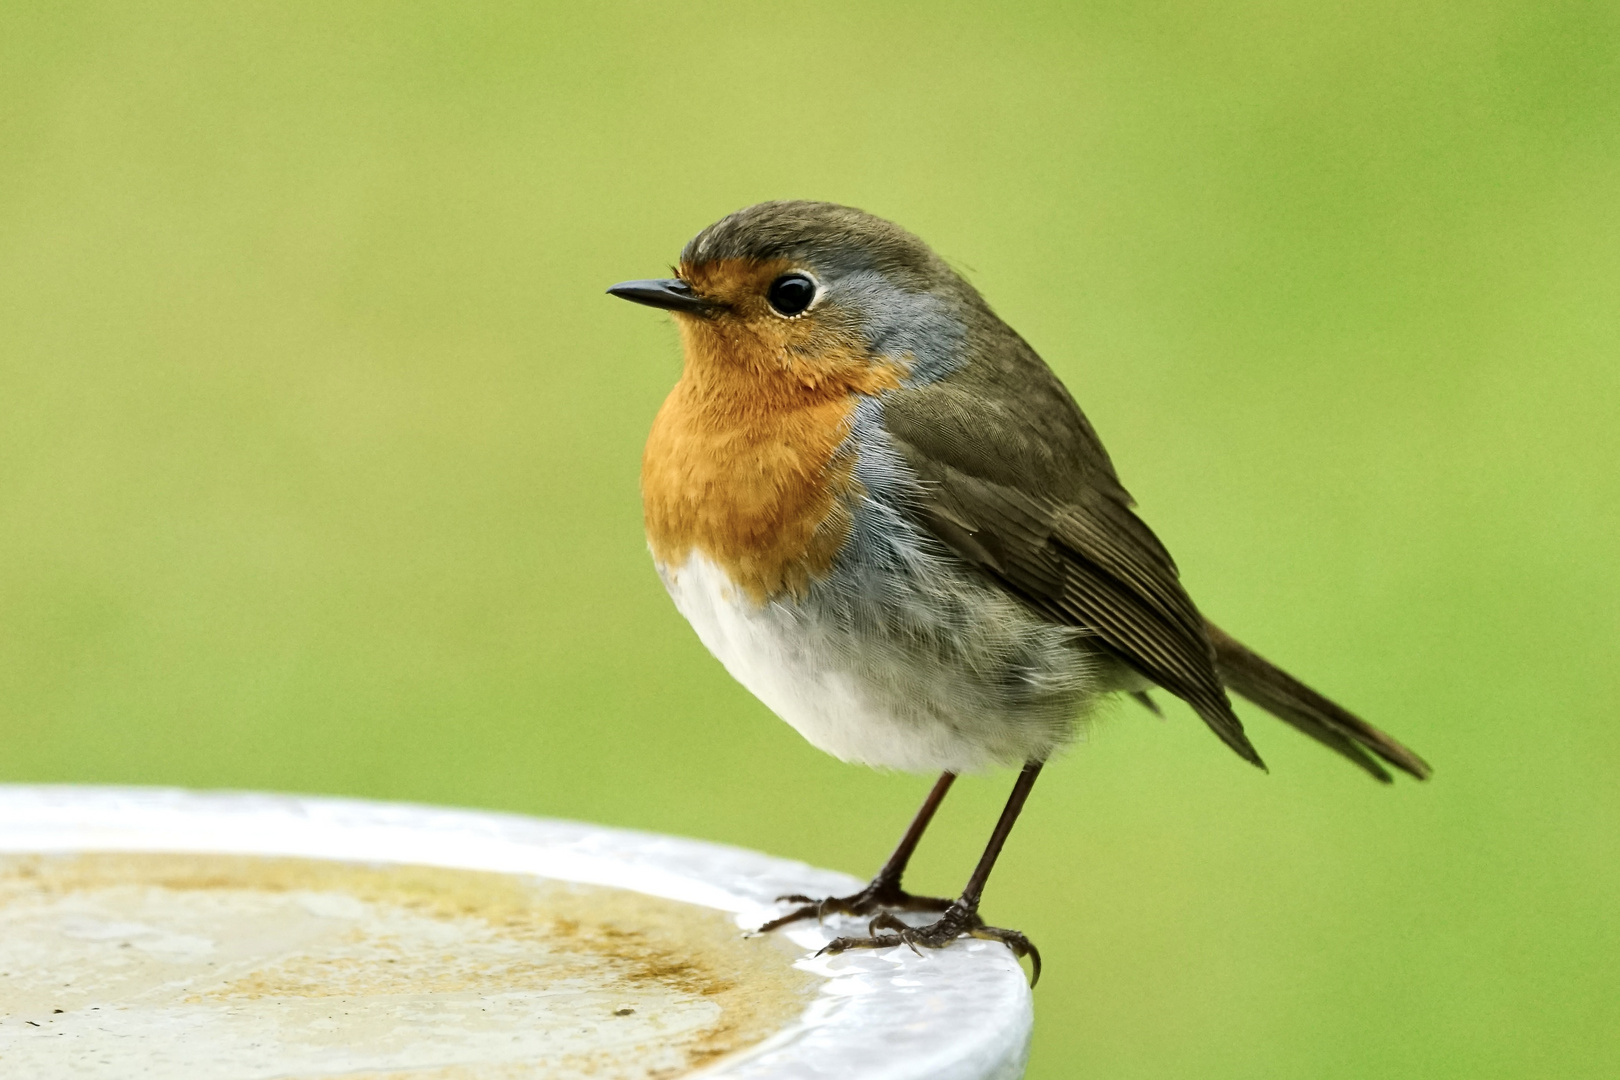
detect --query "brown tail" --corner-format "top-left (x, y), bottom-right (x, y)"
top-left (1205, 622), bottom-right (1431, 783)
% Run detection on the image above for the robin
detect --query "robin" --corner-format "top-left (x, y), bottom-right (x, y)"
top-left (609, 201), bottom-right (1430, 983)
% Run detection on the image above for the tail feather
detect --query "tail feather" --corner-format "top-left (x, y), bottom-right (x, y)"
top-left (1204, 621), bottom-right (1432, 783)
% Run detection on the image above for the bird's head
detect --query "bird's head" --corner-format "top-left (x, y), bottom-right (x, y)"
top-left (609, 201), bottom-right (974, 392)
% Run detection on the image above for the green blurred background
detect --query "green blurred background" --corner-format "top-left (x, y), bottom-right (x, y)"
top-left (2, 2), bottom-right (1615, 1076)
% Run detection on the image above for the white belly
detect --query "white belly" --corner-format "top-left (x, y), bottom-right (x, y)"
top-left (657, 551), bottom-right (1099, 773)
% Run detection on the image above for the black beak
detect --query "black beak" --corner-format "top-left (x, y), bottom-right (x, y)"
top-left (606, 278), bottom-right (715, 315)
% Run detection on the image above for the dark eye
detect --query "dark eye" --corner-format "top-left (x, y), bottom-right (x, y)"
top-left (766, 272), bottom-right (817, 316)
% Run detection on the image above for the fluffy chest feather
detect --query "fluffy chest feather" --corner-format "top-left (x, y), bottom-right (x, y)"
top-left (645, 378), bottom-right (1103, 772)
top-left (640, 310), bottom-right (1102, 772)
top-left (640, 329), bottom-right (902, 603)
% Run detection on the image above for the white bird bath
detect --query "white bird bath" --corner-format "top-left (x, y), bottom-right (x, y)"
top-left (0, 786), bottom-right (1032, 1079)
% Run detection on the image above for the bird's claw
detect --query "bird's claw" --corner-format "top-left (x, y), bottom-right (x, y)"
top-left (757, 881), bottom-right (953, 934)
top-left (815, 903), bottom-right (1042, 986)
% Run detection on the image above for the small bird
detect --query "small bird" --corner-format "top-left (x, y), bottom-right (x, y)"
top-left (610, 201), bottom-right (1429, 983)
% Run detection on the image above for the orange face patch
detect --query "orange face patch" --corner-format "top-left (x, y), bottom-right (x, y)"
top-left (642, 259), bottom-right (905, 602)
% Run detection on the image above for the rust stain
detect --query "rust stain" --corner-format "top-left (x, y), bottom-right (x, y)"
top-left (0, 852), bottom-right (819, 1079)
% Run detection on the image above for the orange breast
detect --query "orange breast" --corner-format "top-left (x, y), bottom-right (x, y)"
top-left (642, 321), bottom-right (903, 604)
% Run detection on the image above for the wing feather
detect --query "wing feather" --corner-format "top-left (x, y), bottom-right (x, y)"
top-left (882, 367), bottom-right (1266, 769)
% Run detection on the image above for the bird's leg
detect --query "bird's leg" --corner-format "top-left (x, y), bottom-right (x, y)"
top-left (758, 771), bottom-right (958, 933)
top-left (820, 761), bottom-right (1045, 986)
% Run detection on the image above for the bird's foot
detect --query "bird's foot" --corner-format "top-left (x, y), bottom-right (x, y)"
top-left (818, 901), bottom-right (1043, 986)
top-left (757, 877), bottom-right (954, 934)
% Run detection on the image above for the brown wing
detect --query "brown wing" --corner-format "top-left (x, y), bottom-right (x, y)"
top-left (881, 330), bottom-right (1265, 769)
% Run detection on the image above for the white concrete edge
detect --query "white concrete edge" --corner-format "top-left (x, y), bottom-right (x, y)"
top-left (0, 785), bottom-right (1032, 1080)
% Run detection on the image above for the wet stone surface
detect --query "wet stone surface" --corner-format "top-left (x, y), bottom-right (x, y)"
top-left (0, 853), bottom-right (818, 1079)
